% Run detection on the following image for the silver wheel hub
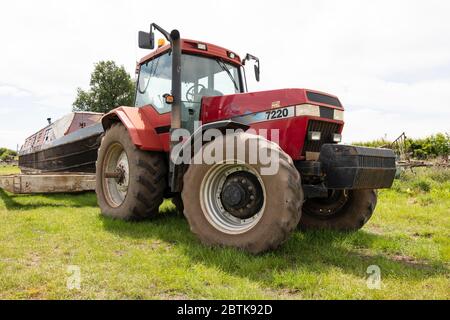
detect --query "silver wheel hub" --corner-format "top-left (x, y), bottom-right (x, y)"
top-left (103, 143), bottom-right (130, 207)
top-left (200, 164), bottom-right (266, 235)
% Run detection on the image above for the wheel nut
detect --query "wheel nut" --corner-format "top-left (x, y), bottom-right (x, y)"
top-left (241, 179), bottom-right (246, 184)
top-left (248, 186), bottom-right (253, 191)
top-left (247, 204), bottom-right (252, 208)
top-left (250, 195), bottom-right (255, 200)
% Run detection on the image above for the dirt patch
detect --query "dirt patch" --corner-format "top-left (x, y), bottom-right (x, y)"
top-left (114, 250), bottom-right (126, 257)
top-left (264, 287), bottom-right (304, 299)
top-left (25, 286), bottom-right (46, 299)
top-left (412, 232), bottom-right (433, 239)
top-left (367, 224), bottom-right (384, 235)
top-left (391, 254), bottom-right (428, 266)
top-left (26, 252), bottom-right (40, 267)
top-left (356, 249), bottom-right (434, 270)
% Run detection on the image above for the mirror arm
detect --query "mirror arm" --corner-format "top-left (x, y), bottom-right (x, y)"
top-left (150, 23), bottom-right (172, 44)
top-left (243, 53), bottom-right (259, 64)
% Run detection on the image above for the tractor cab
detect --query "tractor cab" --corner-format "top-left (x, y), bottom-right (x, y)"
top-left (135, 29), bottom-right (258, 134)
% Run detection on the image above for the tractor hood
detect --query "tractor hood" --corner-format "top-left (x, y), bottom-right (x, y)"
top-left (201, 88), bottom-right (344, 123)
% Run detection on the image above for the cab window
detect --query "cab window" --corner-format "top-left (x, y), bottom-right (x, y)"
top-left (135, 53), bottom-right (172, 113)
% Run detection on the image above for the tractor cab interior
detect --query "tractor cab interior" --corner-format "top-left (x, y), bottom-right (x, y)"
top-left (135, 53), bottom-right (242, 111)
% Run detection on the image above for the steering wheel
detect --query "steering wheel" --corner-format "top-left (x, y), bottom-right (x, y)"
top-left (186, 84), bottom-right (206, 102)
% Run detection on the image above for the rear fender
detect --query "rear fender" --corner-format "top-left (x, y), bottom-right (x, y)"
top-left (101, 107), bottom-right (164, 151)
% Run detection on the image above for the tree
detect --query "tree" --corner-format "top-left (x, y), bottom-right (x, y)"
top-left (73, 61), bottom-right (135, 113)
top-left (0, 148), bottom-right (17, 161)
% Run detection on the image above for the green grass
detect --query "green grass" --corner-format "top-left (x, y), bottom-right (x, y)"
top-left (0, 165), bottom-right (20, 175)
top-left (0, 165), bottom-right (449, 299)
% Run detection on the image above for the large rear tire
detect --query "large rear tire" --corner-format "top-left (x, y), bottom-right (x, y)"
top-left (182, 132), bottom-right (303, 254)
top-left (96, 123), bottom-right (167, 221)
top-left (298, 189), bottom-right (377, 231)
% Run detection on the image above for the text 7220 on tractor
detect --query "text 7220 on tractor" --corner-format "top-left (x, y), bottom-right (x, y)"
top-left (96, 23), bottom-right (397, 254)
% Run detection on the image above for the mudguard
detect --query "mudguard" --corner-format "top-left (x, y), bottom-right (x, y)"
top-left (171, 120), bottom-right (250, 165)
top-left (170, 120), bottom-right (249, 192)
top-left (101, 106), bottom-right (165, 151)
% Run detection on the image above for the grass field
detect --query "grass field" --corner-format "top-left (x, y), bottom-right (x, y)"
top-left (0, 166), bottom-right (448, 299)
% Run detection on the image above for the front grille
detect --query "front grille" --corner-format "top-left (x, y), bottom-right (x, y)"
top-left (358, 155), bottom-right (396, 168)
top-left (319, 106), bottom-right (334, 120)
top-left (302, 120), bottom-right (340, 155)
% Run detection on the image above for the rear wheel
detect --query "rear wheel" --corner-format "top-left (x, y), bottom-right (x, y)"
top-left (298, 189), bottom-right (377, 231)
top-left (96, 123), bottom-right (167, 220)
top-left (182, 132), bottom-right (303, 254)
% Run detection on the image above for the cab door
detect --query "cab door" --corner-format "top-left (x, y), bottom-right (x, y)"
top-left (135, 52), bottom-right (173, 116)
top-left (135, 52), bottom-right (202, 136)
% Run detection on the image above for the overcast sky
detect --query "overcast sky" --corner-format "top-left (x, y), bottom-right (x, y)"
top-left (1, 0), bottom-right (449, 150)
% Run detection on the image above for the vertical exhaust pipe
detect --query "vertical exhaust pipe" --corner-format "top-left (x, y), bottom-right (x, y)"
top-left (169, 29), bottom-right (183, 192)
top-left (138, 23), bottom-right (183, 191)
top-left (170, 29), bottom-right (182, 131)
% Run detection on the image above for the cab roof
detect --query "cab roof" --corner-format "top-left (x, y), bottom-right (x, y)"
top-left (138, 39), bottom-right (242, 67)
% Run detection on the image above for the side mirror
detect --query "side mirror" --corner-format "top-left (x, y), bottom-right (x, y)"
top-left (254, 64), bottom-right (260, 82)
top-left (138, 31), bottom-right (155, 49)
top-left (243, 53), bottom-right (260, 82)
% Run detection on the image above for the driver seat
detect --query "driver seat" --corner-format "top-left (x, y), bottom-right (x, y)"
top-left (194, 88), bottom-right (223, 103)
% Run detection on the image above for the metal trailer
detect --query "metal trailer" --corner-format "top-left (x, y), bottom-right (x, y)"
top-left (0, 173), bottom-right (95, 194)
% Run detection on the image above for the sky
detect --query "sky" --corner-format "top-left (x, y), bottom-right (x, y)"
top-left (0, 0), bottom-right (449, 150)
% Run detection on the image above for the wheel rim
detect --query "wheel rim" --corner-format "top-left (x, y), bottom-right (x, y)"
top-left (102, 143), bottom-right (130, 208)
top-left (200, 163), bottom-right (266, 235)
top-left (304, 190), bottom-right (349, 219)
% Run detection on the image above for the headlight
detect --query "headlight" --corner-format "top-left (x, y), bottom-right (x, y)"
top-left (333, 133), bottom-right (342, 143)
top-left (197, 43), bottom-right (207, 51)
top-left (296, 104), bottom-right (320, 117)
top-left (334, 109), bottom-right (344, 121)
top-left (308, 131), bottom-right (322, 141)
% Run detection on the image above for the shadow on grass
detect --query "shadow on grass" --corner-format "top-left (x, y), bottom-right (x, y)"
top-left (101, 208), bottom-right (449, 284)
top-left (0, 189), bottom-right (98, 211)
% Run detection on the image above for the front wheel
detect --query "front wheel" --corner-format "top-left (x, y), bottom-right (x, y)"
top-left (182, 132), bottom-right (303, 254)
top-left (298, 189), bottom-right (377, 231)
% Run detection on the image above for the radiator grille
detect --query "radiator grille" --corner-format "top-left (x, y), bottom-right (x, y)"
top-left (358, 155), bottom-right (396, 168)
top-left (302, 120), bottom-right (340, 155)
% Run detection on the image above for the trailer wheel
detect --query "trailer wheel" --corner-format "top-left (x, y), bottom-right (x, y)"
top-left (182, 132), bottom-right (303, 254)
top-left (298, 189), bottom-right (377, 231)
top-left (96, 123), bottom-right (167, 220)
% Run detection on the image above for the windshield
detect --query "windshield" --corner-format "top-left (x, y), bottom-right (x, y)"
top-left (181, 54), bottom-right (241, 103)
top-left (135, 53), bottom-right (242, 112)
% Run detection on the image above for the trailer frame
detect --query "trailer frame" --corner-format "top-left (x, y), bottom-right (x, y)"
top-left (0, 172), bottom-right (95, 194)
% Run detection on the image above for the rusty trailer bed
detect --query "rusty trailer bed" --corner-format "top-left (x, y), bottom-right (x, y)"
top-left (0, 173), bottom-right (95, 194)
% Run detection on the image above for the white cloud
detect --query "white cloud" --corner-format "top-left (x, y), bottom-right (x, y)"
top-left (0, 85), bottom-right (31, 98)
top-left (0, 0), bottom-right (449, 149)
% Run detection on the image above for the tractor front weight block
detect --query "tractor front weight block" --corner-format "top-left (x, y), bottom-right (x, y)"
top-left (319, 144), bottom-right (397, 190)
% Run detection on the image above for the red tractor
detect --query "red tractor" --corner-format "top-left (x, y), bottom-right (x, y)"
top-left (96, 23), bottom-right (396, 253)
